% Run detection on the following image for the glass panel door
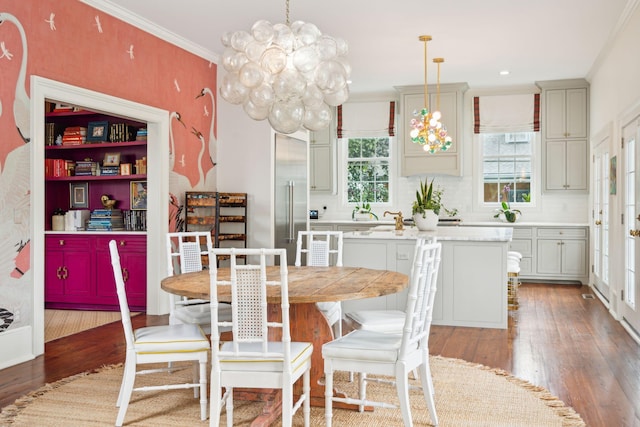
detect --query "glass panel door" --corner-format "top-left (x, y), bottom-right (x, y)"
top-left (623, 118), bottom-right (640, 331)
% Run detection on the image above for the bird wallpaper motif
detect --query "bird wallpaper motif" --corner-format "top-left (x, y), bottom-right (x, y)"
top-left (0, 0), bottom-right (217, 333)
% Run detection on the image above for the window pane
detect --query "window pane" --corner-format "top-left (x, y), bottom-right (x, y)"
top-left (348, 139), bottom-right (360, 158)
top-left (361, 138), bottom-right (376, 158)
top-left (481, 132), bottom-right (534, 205)
top-left (346, 137), bottom-right (390, 204)
top-left (484, 182), bottom-right (500, 203)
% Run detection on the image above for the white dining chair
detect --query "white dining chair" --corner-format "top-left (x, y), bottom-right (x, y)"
top-left (209, 247), bottom-right (313, 427)
top-left (322, 239), bottom-right (441, 427)
top-left (295, 230), bottom-right (344, 337)
top-left (344, 237), bottom-right (437, 334)
top-left (109, 240), bottom-right (210, 426)
top-left (166, 231), bottom-right (232, 334)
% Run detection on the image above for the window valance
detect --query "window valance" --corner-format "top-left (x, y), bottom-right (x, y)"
top-left (473, 94), bottom-right (540, 134)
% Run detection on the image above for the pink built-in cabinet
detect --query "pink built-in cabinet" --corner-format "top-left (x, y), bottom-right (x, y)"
top-left (44, 104), bottom-right (147, 310)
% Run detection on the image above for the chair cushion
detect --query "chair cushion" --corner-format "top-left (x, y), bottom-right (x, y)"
top-left (507, 260), bottom-right (521, 274)
top-left (134, 324), bottom-right (210, 354)
top-left (322, 330), bottom-right (408, 362)
top-left (345, 310), bottom-right (405, 333)
top-left (219, 341), bottom-right (313, 373)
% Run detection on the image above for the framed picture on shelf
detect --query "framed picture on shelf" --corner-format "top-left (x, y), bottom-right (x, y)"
top-left (120, 163), bottom-right (132, 175)
top-left (130, 180), bottom-right (147, 210)
top-left (103, 152), bottom-right (121, 166)
top-left (69, 182), bottom-right (89, 209)
top-left (87, 121), bottom-right (109, 142)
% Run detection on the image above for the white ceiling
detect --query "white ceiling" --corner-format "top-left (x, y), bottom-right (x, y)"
top-left (100, 0), bottom-right (634, 96)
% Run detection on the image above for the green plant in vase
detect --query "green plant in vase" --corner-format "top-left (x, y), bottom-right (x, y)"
top-left (494, 201), bottom-right (521, 223)
top-left (352, 201), bottom-right (378, 220)
top-left (412, 178), bottom-right (443, 217)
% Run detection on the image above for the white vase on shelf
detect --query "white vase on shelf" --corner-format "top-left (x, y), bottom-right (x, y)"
top-left (413, 211), bottom-right (438, 231)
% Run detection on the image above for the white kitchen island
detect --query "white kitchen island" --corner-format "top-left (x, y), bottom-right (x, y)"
top-left (341, 226), bottom-right (513, 329)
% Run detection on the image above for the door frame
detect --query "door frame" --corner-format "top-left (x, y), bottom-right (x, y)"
top-left (590, 124), bottom-right (612, 303)
top-left (30, 76), bottom-right (170, 357)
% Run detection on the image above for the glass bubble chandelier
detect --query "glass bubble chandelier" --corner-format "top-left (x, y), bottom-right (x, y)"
top-left (409, 35), bottom-right (452, 154)
top-left (219, 0), bottom-right (351, 134)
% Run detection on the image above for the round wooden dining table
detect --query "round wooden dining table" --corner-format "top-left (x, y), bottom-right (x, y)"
top-left (161, 265), bottom-right (409, 426)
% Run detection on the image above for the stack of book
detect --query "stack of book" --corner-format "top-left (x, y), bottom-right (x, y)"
top-left (61, 126), bottom-right (87, 145)
top-left (75, 161), bottom-right (97, 176)
top-left (86, 209), bottom-right (125, 231)
top-left (136, 128), bottom-right (147, 141)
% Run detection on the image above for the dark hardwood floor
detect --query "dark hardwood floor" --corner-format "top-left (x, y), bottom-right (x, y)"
top-left (1, 283), bottom-right (639, 426)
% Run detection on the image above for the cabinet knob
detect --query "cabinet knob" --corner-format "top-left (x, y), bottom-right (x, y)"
top-left (58, 239), bottom-right (65, 246)
top-left (119, 240), bottom-right (126, 246)
top-left (595, 220), bottom-right (602, 225)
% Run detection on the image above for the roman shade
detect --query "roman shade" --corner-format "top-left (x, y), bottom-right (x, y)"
top-left (337, 101), bottom-right (396, 138)
top-left (473, 94), bottom-right (540, 134)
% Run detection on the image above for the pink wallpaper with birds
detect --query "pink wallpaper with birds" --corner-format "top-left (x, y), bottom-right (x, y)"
top-left (0, 0), bottom-right (217, 332)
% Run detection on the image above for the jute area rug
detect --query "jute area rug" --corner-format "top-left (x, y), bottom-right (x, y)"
top-left (0, 355), bottom-right (585, 427)
top-left (44, 310), bottom-right (138, 342)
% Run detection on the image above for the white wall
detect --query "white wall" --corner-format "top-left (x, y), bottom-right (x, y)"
top-left (216, 88), bottom-right (275, 250)
top-left (588, 4), bottom-right (640, 310)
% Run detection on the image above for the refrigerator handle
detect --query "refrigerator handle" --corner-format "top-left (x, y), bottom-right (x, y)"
top-left (287, 180), bottom-right (295, 243)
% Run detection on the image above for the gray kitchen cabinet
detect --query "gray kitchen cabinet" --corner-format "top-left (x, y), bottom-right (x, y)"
top-left (535, 227), bottom-right (588, 280)
top-left (537, 79), bottom-right (589, 192)
top-left (309, 116), bottom-right (335, 193)
top-left (545, 139), bottom-right (588, 190)
top-left (396, 83), bottom-right (468, 177)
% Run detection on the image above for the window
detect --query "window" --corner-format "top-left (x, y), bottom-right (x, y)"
top-left (481, 132), bottom-right (533, 204)
top-left (346, 137), bottom-right (390, 203)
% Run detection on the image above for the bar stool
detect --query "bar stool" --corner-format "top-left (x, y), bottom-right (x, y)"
top-left (507, 251), bottom-right (522, 311)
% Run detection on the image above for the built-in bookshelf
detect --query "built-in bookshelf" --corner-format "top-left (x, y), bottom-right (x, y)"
top-left (44, 104), bottom-right (147, 232)
top-left (44, 101), bottom-right (148, 310)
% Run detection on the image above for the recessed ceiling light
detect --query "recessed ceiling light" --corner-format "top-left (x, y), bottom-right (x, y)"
top-left (500, 70), bottom-right (510, 76)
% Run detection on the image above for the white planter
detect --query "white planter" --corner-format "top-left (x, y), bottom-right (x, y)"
top-left (353, 212), bottom-right (375, 221)
top-left (413, 211), bottom-right (438, 231)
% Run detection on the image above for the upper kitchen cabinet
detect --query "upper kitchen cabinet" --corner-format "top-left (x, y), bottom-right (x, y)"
top-left (310, 112), bottom-right (336, 193)
top-left (396, 83), bottom-right (468, 177)
top-left (537, 79), bottom-right (589, 192)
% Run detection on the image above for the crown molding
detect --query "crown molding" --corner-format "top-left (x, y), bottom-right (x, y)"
top-left (587, 0), bottom-right (640, 81)
top-left (80, 0), bottom-right (219, 64)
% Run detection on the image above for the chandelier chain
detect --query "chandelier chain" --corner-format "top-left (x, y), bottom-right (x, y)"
top-left (285, 0), bottom-right (290, 26)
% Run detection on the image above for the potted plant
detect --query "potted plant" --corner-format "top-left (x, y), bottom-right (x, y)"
top-left (352, 201), bottom-right (379, 221)
top-left (411, 178), bottom-right (443, 230)
top-left (494, 201), bottom-right (521, 223)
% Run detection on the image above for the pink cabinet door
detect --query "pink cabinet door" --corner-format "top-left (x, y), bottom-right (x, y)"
top-left (95, 235), bottom-right (146, 310)
top-left (45, 235), bottom-right (93, 304)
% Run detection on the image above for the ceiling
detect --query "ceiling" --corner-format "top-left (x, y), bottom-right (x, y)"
top-left (101, 0), bottom-right (634, 97)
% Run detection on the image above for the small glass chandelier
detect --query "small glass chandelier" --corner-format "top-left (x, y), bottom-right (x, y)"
top-left (409, 35), bottom-right (452, 154)
top-left (219, 0), bottom-right (350, 134)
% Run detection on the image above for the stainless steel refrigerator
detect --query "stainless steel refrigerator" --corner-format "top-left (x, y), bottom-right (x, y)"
top-left (274, 133), bottom-right (308, 265)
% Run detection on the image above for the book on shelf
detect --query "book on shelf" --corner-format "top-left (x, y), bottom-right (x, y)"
top-left (45, 158), bottom-right (68, 177)
top-left (45, 123), bottom-right (56, 146)
top-left (92, 209), bottom-right (122, 216)
top-left (99, 166), bottom-right (120, 175)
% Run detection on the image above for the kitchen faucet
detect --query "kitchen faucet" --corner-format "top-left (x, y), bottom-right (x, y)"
top-left (384, 211), bottom-right (404, 231)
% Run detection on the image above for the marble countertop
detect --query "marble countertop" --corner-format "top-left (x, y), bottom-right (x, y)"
top-left (312, 219), bottom-right (589, 228)
top-left (342, 225), bottom-right (513, 242)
